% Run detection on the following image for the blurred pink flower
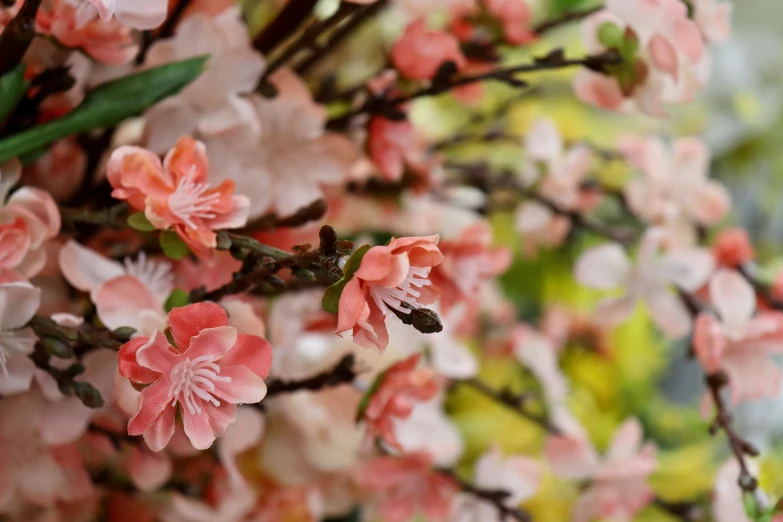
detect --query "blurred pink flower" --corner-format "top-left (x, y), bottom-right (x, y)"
top-left (128, 444), bottom-right (172, 492)
top-left (0, 282), bottom-right (41, 396)
top-left (692, 0), bottom-right (732, 44)
top-left (37, 0), bottom-right (138, 65)
top-left (575, 228), bottom-right (714, 338)
top-left (59, 240), bottom-right (171, 335)
top-left (430, 222), bottom-right (511, 315)
top-left (122, 303), bottom-right (273, 451)
top-left (357, 451), bottom-right (458, 522)
top-left (363, 354), bottom-right (441, 450)
top-left (367, 115), bottom-right (438, 184)
top-left (217, 406), bottom-right (265, 488)
top-left (693, 270), bottom-right (783, 404)
top-left (450, 0), bottom-right (535, 46)
top-left (391, 18), bottom-right (467, 81)
top-left (0, 160), bottom-right (61, 281)
top-left (336, 236), bottom-right (444, 352)
top-left (68, 0), bottom-right (168, 30)
top-left (108, 136), bottom-right (249, 259)
top-left (712, 459), bottom-right (762, 522)
top-left (451, 446), bottom-right (540, 522)
top-left (712, 227), bottom-right (754, 269)
top-left (545, 418), bottom-right (657, 522)
top-left (22, 138), bottom-right (87, 202)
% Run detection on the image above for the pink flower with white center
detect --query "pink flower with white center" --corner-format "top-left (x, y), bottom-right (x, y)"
top-left (692, 0), bottom-right (733, 44)
top-left (514, 119), bottom-right (595, 256)
top-left (0, 160), bottom-right (61, 281)
top-left (59, 240), bottom-right (171, 336)
top-left (619, 136), bottom-right (731, 245)
top-left (545, 418), bottom-right (657, 522)
top-left (36, 0), bottom-right (138, 65)
top-left (336, 236), bottom-right (444, 352)
top-left (430, 222), bottom-right (511, 315)
top-left (0, 282), bottom-right (41, 396)
top-left (391, 18), bottom-right (467, 81)
top-left (693, 270), bottom-right (783, 404)
top-left (575, 227), bottom-right (715, 339)
top-left (574, 0), bottom-right (708, 117)
top-left (66, 0), bottom-right (168, 30)
top-left (357, 451), bottom-right (459, 522)
top-left (451, 446), bottom-right (540, 522)
top-left (123, 303), bottom-right (273, 451)
top-left (108, 136), bottom-right (250, 260)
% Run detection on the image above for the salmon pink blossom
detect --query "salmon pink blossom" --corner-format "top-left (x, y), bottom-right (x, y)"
top-left (712, 227), bottom-right (754, 268)
top-left (336, 235), bottom-right (444, 352)
top-left (391, 18), bottom-right (467, 81)
top-left (108, 136), bottom-right (250, 260)
top-left (362, 354), bottom-right (441, 450)
top-left (122, 303), bottom-right (273, 451)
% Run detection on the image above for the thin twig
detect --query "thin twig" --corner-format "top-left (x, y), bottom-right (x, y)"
top-left (265, 354), bottom-right (359, 398)
top-left (0, 0), bottom-right (44, 75)
top-left (253, 0), bottom-right (319, 55)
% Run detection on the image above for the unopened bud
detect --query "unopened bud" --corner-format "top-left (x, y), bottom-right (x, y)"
top-left (42, 337), bottom-right (73, 359)
top-left (74, 382), bottom-right (104, 409)
top-left (113, 327), bottom-right (136, 341)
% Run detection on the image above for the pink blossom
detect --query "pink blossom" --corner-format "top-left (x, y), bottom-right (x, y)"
top-left (574, 0), bottom-right (708, 117)
top-left (692, 0), bottom-right (732, 44)
top-left (450, 0), bottom-right (535, 46)
top-left (362, 354), bottom-right (441, 450)
top-left (217, 406), bottom-right (265, 488)
top-left (22, 138), bottom-right (87, 202)
top-left (367, 115), bottom-right (439, 184)
top-left (36, 0), bottom-right (138, 65)
top-left (451, 446), bottom-right (540, 522)
top-left (357, 451), bottom-right (458, 522)
top-left (545, 418), bottom-right (657, 522)
top-left (0, 282), bottom-right (41, 396)
top-left (0, 160), bottom-right (61, 280)
top-left (128, 444), bottom-right (172, 492)
top-left (430, 222), bottom-right (511, 315)
top-left (391, 18), bottom-right (467, 81)
top-left (575, 228), bottom-right (714, 339)
top-left (162, 483), bottom-right (256, 522)
top-left (713, 228), bottom-right (754, 268)
top-left (619, 136), bottom-right (730, 244)
top-left (336, 236), bottom-right (444, 352)
top-left (122, 302), bottom-right (273, 451)
top-left (67, 0), bottom-right (168, 30)
top-left (393, 393), bottom-right (464, 467)
top-left (108, 136), bottom-right (250, 259)
top-left (693, 270), bottom-right (783, 404)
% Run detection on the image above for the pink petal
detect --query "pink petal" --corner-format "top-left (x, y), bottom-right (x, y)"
top-left (136, 331), bottom-right (180, 374)
top-left (0, 281), bottom-right (41, 329)
top-left (573, 70), bottom-right (625, 112)
top-left (0, 353), bottom-right (36, 395)
top-left (673, 19), bottom-right (705, 62)
top-left (111, 0), bottom-right (169, 30)
top-left (185, 326), bottom-right (238, 361)
top-left (6, 187), bottom-right (61, 240)
top-left (59, 240), bottom-right (124, 293)
top-left (119, 336), bottom-right (162, 384)
top-left (355, 245), bottom-right (395, 282)
top-left (169, 302), bottom-right (230, 351)
top-left (709, 269), bottom-right (755, 326)
top-left (724, 351), bottom-right (782, 404)
top-left (660, 248), bottom-right (715, 291)
top-left (219, 333), bottom-right (273, 380)
top-left (183, 408), bottom-right (216, 450)
top-left (142, 403), bottom-right (177, 452)
top-left (93, 275), bottom-right (162, 332)
top-left (575, 243), bottom-right (631, 289)
top-left (544, 435), bottom-right (600, 480)
top-left (336, 276), bottom-right (369, 333)
top-left (693, 313), bottom-right (725, 373)
top-left (128, 379), bottom-right (172, 437)
top-left (213, 365), bottom-right (267, 404)
top-left (643, 288), bottom-right (692, 339)
top-left (648, 34), bottom-right (679, 79)
top-left (605, 418), bottom-right (643, 462)
top-left (128, 445), bottom-right (172, 492)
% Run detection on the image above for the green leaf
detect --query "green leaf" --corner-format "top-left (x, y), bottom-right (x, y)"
top-left (322, 245), bottom-right (371, 314)
top-left (0, 63), bottom-right (28, 123)
top-left (744, 492), bottom-right (760, 519)
top-left (355, 370), bottom-right (387, 423)
top-left (159, 230), bottom-right (190, 260)
top-left (127, 211), bottom-right (156, 232)
top-left (0, 57), bottom-right (207, 163)
top-left (164, 289), bottom-right (190, 312)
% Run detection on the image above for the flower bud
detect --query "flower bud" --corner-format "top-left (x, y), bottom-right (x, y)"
top-left (74, 382), bottom-right (105, 409)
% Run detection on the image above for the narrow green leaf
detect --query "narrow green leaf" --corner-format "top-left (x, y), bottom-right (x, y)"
top-left (355, 371), bottom-right (387, 423)
top-left (127, 211), bottom-right (156, 232)
top-left (322, 245), bottom-right (371, 314)
top-left (0, 63), bottom-right (27, 123)
top-left (159, 230), bottom-right (190, 260)
top-left (0, 56), bottom-right (208, 163)
top-left (164, 289), bottom-right (190, 312)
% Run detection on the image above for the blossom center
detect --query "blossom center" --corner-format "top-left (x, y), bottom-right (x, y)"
top-left (124, 251), bottom-right (174, 300)
top-left (370, 265), bottom-right (433, 315)
top-left (167, 355), bottom-right (231, 416)
top-left (168, 170), bottom-right (222, 230)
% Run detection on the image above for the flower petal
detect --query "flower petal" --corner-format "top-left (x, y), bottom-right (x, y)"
top-left (59, 240), bottom-right (124, 293)
top-left (136, 331), bottom-right (180, 374)
top-left (219, 333), bottom-right (273, 380)
top-left (185, 326), bottom-right (238, 361)
top-left (169, 302), bottom-right (230, 351)
top-left (710, 269), bottom-right (756, 326)
top-left (142, 403), bottom-right (176, 452)
top-left (575, 243), bottom-right (631, 289)
top-left (213, 365), bottom-right (267, 405)
top-left (643, 288), bottom-right (692, 339)
top-left (0, 282), bottom-right (41, 329)
top-left (93, 275), bottom-right (163, 332)
top-left (129, 379), bottom-right (171, 438)
top-left (544, 435), bottom-right (600, 480)
top-left (182, 408), bottom-right (216, 450)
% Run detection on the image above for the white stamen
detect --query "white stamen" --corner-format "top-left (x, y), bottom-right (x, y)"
top-left (370, 265), bottom-right (433, 316)
top-left (167, 355), bottom-right (231, 416)
top-left (124, 251), bottom-right (174, 300)
top-left (168, 168), bottom-right (222, 230)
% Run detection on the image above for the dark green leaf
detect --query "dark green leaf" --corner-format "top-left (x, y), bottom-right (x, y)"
top-left (322, 245), bottom-right (371, 314)
top-left (0, 57), bottom-right (207, 163)
top-left (355, 370), bottom-right (387, 423)
top-left (159, 230), bottom-right (190, 260)
top-left (164, 289), bottom-right (190, 312)
top-left (127, 211), bottom-right (156, 232)
top-left (0, 63), bottom-right (27, 123)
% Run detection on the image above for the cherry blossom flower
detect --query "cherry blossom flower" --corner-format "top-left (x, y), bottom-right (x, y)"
top-left (545, 418), bottom-right (657, 522)
top-left (36, 0), bottom-right (138, 65)
top-left (693, 270), bottom-right (783, 404)
top-left (619, 136), bottom-right (730, 244)
top-left (142, 7), bottom-right (266, 158)
top-left (59, 240), bottom-right (171, 335)
top-left (356, 451), bottom-right (458, 522)
top-left (692, 0), bottom-right (733, 44)
top-left (430, 222), bottom-right (511, 315)
top-left (67, 0), bottom-right (168, 30)
top-left (336, 235), bottom-right (444, 352)
top-left (121, 303), bottom-right (273, 451)
top-left (367, 115), bottom-right (439, 184)
top-left (514, 118), bottom-right (595, 256)
top-left (0, 282), bottom-right (41, 396)
top-left (108, 136), bottom-right (250, 259)
top-left (713, 227), bottom-right (754, 268)
top-left (451, 446), bottom-right (540, 522)
top-left (391, 18), bottom-right (467, 81)
top-left (393, 393), bottom-right (464, 467)
top-left (162, 483), bottom-right (256, 522)
top-left (575, 228), bottom-right (714, 338)
top-left (574, 0), bottom-right (708, 117)
top-left (0, 160), bottom-right (60, 281)
top-left (362, 354), bottom-right (441, 450)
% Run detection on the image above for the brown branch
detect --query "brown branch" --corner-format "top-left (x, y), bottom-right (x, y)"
top-left (0, 0), bottom-right (43, 75)
top-left (253, 0), bottom-right (319, 55)
top-left (264, 354), bottom-right (358, 398)
top-left (438, 467), bottom-right (533, 522)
